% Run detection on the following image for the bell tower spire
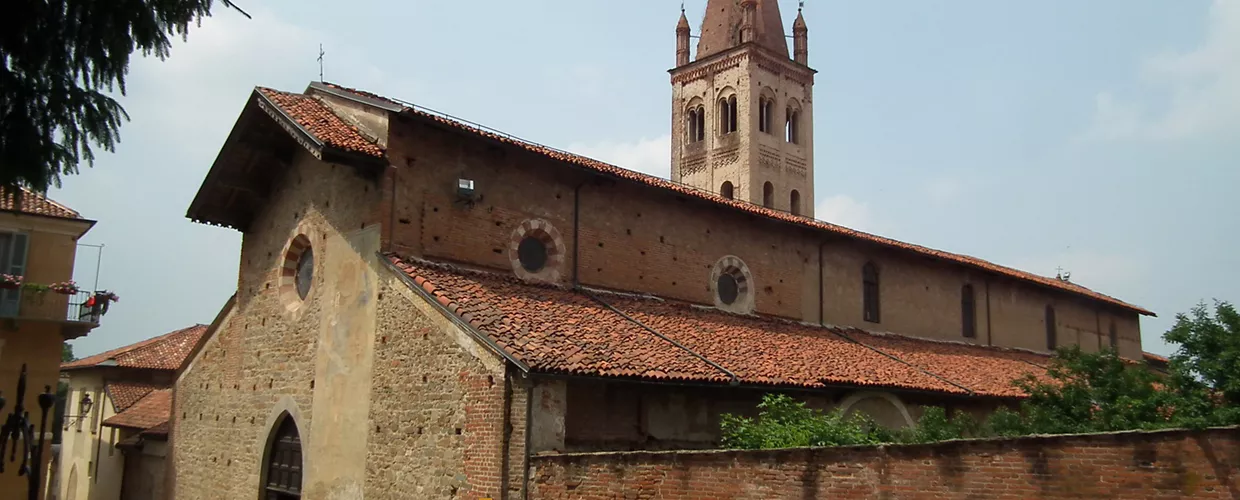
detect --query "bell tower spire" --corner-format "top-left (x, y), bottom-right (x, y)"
top-left (669, 0), bottom-right (817, 217)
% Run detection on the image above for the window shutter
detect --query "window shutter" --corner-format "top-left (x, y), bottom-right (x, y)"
top-left (0, 233), bottom-right (27, 317)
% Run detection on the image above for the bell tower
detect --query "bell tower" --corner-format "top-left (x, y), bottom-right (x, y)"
top-left (670, 0), bottom-right (816, 217)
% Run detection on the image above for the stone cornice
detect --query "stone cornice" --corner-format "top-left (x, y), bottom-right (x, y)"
top-left (670, 43), bottom-right (816, 86)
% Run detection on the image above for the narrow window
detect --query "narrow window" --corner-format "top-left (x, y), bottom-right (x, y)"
top-left (961, 284), bottom-right (976, 338)
top-left (0, 232), bottom-right (29, 317)
top-left (1109, 320), bottom-right (1118, 350)
top-left (757, 99), bottom-right (763, 133)
top-left (1045, 305), bottom-right (1057, 351)
top-left (686, 108), bottom-right (698, 143)
top-left (790, 190), bottom-right (801, 215)
top-left (786, 109), bottom-right (799, 144)
top-left (720, 181), bottom-right (734, 200)
top-left (263, 416), bottom-right (303, 499)
top-left (762, 182), bottom-right (774, 208)
top-left (765, 99), bottom-right (774, 133)
top-left (728, 95), bottom-right (738, 133)
top-left (720, 98), bottom-right (730, 134)
top-left (700, 106), bottom-right (708, 141)
top-left (862, 262), bottom-right (880, 323)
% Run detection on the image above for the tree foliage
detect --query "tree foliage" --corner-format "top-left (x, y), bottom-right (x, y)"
top-left (1, 0), bottom-right (246, 191)
top-left (62, 341), bottom-right (75, 362)
top-left (721, 301), bottom-right (1240, 449)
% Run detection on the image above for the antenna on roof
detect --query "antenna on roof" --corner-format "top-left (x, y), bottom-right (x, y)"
top-left (317, 44), bottom-right (326, 82)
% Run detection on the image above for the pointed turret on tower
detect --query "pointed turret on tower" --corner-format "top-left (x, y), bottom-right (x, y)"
top-left (793, 4), bottom-right (809, 65)
top-left (669, 0), bottom-right (817, 216)
top-left (676, 6), bottom-right (691, 67)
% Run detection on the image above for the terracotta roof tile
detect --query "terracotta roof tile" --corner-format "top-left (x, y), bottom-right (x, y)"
top-left (63, 324), bottom-right (208, 371)
top-left (315, 83), bottom-right (1150, 317)
top-left (388, 255), bottom-right (1054, 397)
top-left (102, 389), bottom-right (170, 431)
top-left (0, 186), bottom-right (81, 219)
top-left (104, 382), bottom-right (163, 412)
top-left (256, 87), bottom-right (384, 158)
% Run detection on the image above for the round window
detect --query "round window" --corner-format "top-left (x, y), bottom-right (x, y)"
top-left (295, 247), bottom-right (314, 300)
top-left (717, 273), bottom-right (739, 305)
top-left (517, 236), bottom-right (548, 272)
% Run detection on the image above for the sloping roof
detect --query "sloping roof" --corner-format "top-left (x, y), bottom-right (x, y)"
top-left (256, 87), bottom-right (384, 158)
top-left (0, 185), bottom-right (81, 219)
top-left (695, 0), bottom-right (790, 60)
top-left (313, 82), bottom-right (1151, 317)
top-left (104, 382), bottom-right (162, 413)
top-left (388, 255), bottom-right (1053, 398)
top-left (102, 389), bottom-right (171, 431)
top-left (62, 324), bottom-right (208, 371)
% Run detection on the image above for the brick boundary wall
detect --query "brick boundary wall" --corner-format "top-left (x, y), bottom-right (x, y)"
top-left (529, 426), bottom-right (1240, 499)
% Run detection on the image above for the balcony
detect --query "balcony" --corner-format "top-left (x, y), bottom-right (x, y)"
top-left (0, 288), bottom-right (114, 339)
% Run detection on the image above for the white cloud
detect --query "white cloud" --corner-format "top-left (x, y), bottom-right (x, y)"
top-left (568, 135), bottom-right (671, 178)
top-left (816, 194), bottom-right (879, 233)
top-left (1084, 0), bottom-right (1240, 141)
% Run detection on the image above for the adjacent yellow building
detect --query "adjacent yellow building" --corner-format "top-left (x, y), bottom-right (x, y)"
top-left (0, 187), bottom-right (101, 500)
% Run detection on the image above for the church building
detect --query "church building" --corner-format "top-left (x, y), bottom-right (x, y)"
top-left (170, 2), bottom-right (1155, 499)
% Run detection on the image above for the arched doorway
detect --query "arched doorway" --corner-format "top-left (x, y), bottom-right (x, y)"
top-left (261, 414), bottom-right (303, 499)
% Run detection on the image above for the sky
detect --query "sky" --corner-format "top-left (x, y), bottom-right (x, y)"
top-left (54, 0), bottom-right (1239, 358)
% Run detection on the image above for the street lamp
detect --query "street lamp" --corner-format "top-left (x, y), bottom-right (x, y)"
top-left (65, 392), bottom-right (93, 428)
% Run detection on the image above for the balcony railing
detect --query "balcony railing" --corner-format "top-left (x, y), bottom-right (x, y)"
top-left (0, 289), bottom-right (112, 338)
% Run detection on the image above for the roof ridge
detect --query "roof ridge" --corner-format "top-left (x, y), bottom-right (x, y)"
top-left (317, 82), bottom-right (1150, 316)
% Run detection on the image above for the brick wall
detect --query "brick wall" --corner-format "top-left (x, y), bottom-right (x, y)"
top-left (383, 114), bottom-right (1143, 357)
top-left (529, 427), bottom-right (1240, 499)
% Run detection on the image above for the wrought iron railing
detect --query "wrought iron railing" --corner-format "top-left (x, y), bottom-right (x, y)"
top-left (0, 289), bottom-right (113, 325)
top-left (0, 364), bottom-right (54, 500)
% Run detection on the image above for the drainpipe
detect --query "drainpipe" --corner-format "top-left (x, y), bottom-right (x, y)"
top-left (985, 279), bottom-right (993, 346)
top-left (818, 241), bottom-right (828, 325)
top-left (571, 180), bottom-right (588, 288)
top-left (522, 379), bottom-right (533, 500)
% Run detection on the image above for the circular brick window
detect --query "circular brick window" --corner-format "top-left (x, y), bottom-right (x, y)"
top-left (508, 219), bottom-right (566, 283)
top-left (517, 236), bottom-right (548, 272)
top-left (710, 255), bottom-right (754, 314)
top-left (279, 234), bottom-right (314, 311)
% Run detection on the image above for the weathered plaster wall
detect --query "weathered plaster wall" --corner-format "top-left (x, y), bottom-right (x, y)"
top-left (530, 426), bottom-right (1240, 499)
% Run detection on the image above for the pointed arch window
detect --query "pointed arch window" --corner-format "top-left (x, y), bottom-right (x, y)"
top-left (961, 284), bottom-right (976, 338)
top-left (720, 181), bottom-right (734, 200)
top-left (862, 262), bottom-right (880, 323)
top-left (790, 190), bottom-right (801, 215)
top-left (762, 182), bottom-right (774, 208)
top-left (1045, 305), bottom-right (1057, 351)
top-left (263, 415), bottom-right (303, 499)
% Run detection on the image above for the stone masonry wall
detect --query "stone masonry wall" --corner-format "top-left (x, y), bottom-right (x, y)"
top-left (364, 273), bottom-right (522, 500)
top-left (530, 427), bottom-right (1240, 499)
top-left (172, 150), bottom-right (382, 499)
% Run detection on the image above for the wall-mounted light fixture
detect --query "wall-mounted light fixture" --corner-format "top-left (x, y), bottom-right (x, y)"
top-left (64, 393), bottom-right (93, 428)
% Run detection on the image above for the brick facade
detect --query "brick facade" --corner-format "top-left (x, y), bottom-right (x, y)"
top-left (530, 427), bottom-right (1240, 499)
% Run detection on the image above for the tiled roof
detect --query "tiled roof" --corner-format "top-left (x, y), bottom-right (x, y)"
top-left (388, 255), bottom-right (1053, 397)
top-left (104, 382), bottom-right (162, 412)
top-left (62, 324), bottom-right (208, 371)
top-left (0, 186), bottom-right (81, 219)
top-left (316, 82), bottom-right (1151, 317)
top-left (256, 87), bottom-right (384, 158)
top-left (102, 389), bottom-right (171, 431)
